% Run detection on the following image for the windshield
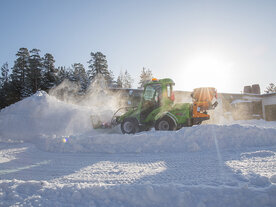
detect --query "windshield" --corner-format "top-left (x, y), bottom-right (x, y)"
top-left (143, 84), bottom-right (161, 101)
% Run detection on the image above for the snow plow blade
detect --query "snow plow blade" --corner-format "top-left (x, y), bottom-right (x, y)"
top-left (90, 107), bottom-right (137, 130)
top-left (90, 115), bottom-right (113, 129)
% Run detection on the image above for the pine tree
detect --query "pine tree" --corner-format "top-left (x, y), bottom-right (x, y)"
top-left (67, 66), bottom-right (74, 82)
top-left (87, 52), bottom-right (113, 85)
top-left (0, 83), bottom-right (6, 109)
top-left (107, 70), bottom-right (116, 87)
top-left (41, 53), bottom-right (57, 91)
top-left (26, 48), bottom-right (42, 95)
top-left (265, 83), bottom-right (276, 93)
top-left (116, 70), bottom-right (134, 89)
top-left (11, 48), bottom-right (30, 100)
top-left (123, 70), bottom-right (133, 88)
top-left (138, 67), bottom-right (153, 89)
top-left (0, 62), bottom-right (10, 109)
top-left (71, 63), bottom-right (89, 91)
top-left (0, 62), bottom-right (9, 87)
top-left (116, 72), bottom-right (123, 88)
top-left (56, 66), bottom-right (69, 83)
top-left (0, 80), bottom-right (14, 109)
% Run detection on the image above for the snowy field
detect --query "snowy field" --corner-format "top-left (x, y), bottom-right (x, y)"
top-left (0, 92), bottom-right (276, 207)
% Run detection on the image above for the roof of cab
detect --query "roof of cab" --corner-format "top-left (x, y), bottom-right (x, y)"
top-left (146, 78), bottom-right (175, 86)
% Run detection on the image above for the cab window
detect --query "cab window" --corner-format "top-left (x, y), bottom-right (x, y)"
top-left (143, 84), bottom-right (161, 101)
top-left (167, 85), bottom-right (172, 98)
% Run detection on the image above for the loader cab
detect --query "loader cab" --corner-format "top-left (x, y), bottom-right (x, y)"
top-left (140, 78), bottom-right (175, 121)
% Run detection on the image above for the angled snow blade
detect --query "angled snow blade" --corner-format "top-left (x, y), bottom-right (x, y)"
top-left (90, 115), bottom-right (113, 129)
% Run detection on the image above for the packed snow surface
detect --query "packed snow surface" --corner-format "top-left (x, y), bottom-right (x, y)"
top-left (0, 91), bottom-right (276, 206)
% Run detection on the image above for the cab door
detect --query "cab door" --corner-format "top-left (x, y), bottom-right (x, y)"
top-left (140, 84), bottom-right (162, 122)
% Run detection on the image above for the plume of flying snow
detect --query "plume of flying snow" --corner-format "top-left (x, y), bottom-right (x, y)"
top-left (49, 74), bottom-right (128, 123)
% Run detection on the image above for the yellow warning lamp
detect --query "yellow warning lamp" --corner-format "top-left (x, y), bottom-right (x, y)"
top-left (152, 78), bottom-right (158, 82)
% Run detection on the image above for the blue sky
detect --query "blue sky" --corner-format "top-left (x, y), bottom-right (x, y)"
top-left (1, 0), bottom-right (276, 93)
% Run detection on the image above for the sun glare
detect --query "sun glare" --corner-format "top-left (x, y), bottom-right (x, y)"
top-left (178, 52), bottom-right (234, 92)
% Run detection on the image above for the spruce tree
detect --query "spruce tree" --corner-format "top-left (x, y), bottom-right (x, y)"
top-left (0, 84), bottom-right (6, 109)
top-left (27, 48), bottom-right (42, 95)
top-left (0, 63), bottom-right (10, 109)
top-left (122, 70), bottom-right (133, 88)
top-left (56, 66), bottom-right (68, 83)
top-left (0, 80), bottom-right (14, 109)
top-left (87, 52), bottom-right (113, 86)
top-left (71, 63), bottom-right (89, 91)
top-left (0, 62), bottom-right (9, 87)
top-left (42, 53), bottom-right (57, 91)
top-left (265, 83), bottom-right (276, 93)
top-left (11, 48), bottom-right (30, 100)
top-left (115, 70), bottom-right (134, 88)
top-left (107, 70), bottom-right (116, 87)
top-left (138, 67), bottom-right (153, 89)
top-left (116, 72), bottom-right (123, 88)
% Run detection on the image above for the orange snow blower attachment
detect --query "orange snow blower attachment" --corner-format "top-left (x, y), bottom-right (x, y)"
top-left (191, 87), bottom-right (218, 121)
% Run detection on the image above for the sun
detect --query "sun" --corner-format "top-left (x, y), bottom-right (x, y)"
top-left (177, 52), bottom-right (234, 92)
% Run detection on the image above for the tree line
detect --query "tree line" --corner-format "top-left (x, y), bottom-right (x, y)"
top-left (0, 48), bottom-right (153, 109)
top-left (265, 83), bottom-right (276, 94)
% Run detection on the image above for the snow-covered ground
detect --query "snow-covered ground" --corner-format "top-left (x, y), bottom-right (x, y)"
top-left (0, 92), bottom-right (276, 206)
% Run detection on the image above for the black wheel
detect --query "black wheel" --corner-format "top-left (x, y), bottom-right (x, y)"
top-left (121, 118), bottom-right (140, 134)
top-left (192, 118), bottom-right (202, 125)
top-left (155, 116), bottom-right (176, 131)
top-left (197, 121), bottom-right (202, 125)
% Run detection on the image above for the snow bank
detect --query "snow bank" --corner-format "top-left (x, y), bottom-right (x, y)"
top-left (227, 119), bottom-right (276, 128)
top-left (0, 91), bottom-right (93, 140)
top-left (38, 124), bottom-right (276, 153)
top-left (1, 179), bottom-right (276, 207)
top-left (1, 91), bottom-right (275, 154)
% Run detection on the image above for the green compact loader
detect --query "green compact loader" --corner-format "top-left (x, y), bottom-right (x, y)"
top-left (91, 78), bottom-right (218, 134)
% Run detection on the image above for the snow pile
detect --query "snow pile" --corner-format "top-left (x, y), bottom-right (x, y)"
top-left (0, 147), bottom-right (27, 164)
top-left (1, 179), bottom-right (276, 207)
top-left (0, 91), bottom-right (93, 141)
top-left (39, 124), bottom-right (276, 153)
top-left (0, 91), bottom-right (275, 154)
top-left (228, 119), bottom-right (276, 128)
